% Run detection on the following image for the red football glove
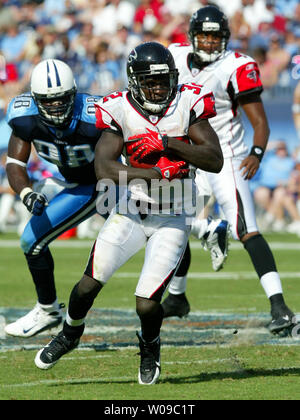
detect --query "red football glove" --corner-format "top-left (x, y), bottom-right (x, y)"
top-left (127, 128), bottom-right (168, 162)
top-left (126, 139), bottom-right (159, 169)
top-left (153, 156), bottom-right (189, 180)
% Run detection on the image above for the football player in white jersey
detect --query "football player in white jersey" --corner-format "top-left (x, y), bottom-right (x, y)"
top-left (162, 6), bottom-right (297, 334)
top-left (34, 42), bottom-right (223, 385)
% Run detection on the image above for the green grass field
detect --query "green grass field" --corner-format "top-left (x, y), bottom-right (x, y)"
top-left (1, 232), bottom-right (300, 401)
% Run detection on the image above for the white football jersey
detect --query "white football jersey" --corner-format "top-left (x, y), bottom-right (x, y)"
top-left (169, 43), bottom-right (263, 159)
top-left (95, 85), bottom-right (216, 213)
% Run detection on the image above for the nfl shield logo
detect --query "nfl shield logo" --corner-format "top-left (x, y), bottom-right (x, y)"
top-left (191, 68), bottom-right (200, 77)
top-left (149, 115), bottom-right (159, 124)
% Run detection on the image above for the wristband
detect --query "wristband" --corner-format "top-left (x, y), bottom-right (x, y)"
top-left (6, 157), bottom-right (27, 167)
top-left (250, 146), bottom-right (264, 162)
top-left (20, 187), bottom-right (33, 201)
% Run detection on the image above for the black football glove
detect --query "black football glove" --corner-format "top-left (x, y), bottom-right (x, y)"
top-left (22, 191), bottom-right (48, 216)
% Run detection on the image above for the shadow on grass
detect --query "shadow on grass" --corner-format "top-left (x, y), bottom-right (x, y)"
top-left (46, 366), bottom-right (300, 387)
top-left (161, 366), bottom-right (300, 384)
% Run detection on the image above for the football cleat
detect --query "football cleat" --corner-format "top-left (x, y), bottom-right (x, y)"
top-left (5, 302), bottom-right (64, 338)
top-left (35, 331), bottom-right (79, 370)
top-left (161, 292), bottom-right (190, 319)
top-left (202, 217), bottom-right (230, 272)
top-left (137, 331), bottom-right (161, 385)
top-left (269, 305), bottom-right (296, 334)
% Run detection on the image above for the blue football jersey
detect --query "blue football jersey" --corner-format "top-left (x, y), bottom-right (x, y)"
top-left (6, 93), bottom-right (102, 184)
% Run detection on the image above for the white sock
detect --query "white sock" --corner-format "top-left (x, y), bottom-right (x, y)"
top-left (66, 311), bottom-right (85, 327)
top-left (191, 218), bottom-right (209, 239)
top-left (168, 275), bottom-right (187, 295)
top-left (38, 299), bottom-right (60, 313)
top-left (260, 272), bottom-right (283, 299)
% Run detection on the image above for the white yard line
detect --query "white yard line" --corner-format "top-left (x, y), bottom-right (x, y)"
top-left (1, 240), bottom-right (300, 250)
top-left (111, 271), bottom-right (300, 279)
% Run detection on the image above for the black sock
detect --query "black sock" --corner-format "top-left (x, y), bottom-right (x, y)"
top-left (25, 249), bottom-right (56, 304)
top-left (270, 293), bottom-right (286, 309)
top-left (63, 321), bottom-right (85, 340)
top-left (68, 278), bottom-right (102, 321)
top-left (168, 292), bottom-right (186, 301)
top-left (137, 300), bottom-right (164, 342)
top-left (243, 234), bottom-right (277, 278)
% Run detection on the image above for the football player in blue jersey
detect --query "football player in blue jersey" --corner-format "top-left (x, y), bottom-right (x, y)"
top-left (4, 59), bottom-right (108, 338)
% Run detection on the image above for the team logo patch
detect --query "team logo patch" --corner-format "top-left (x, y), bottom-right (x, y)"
top-left (247, 70), bottom-right (258, 83)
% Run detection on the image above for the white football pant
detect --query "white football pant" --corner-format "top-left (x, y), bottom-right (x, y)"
top-left (87, 209), bottom-right (191, 300)
top-left (204, 157), bottom-right (258, 240)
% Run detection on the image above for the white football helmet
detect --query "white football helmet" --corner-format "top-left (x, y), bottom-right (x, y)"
top-left (31, 59), bottom-right (77, 127)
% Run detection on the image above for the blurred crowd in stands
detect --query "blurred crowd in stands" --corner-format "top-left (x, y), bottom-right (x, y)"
top-left (1, 0), bottom-right (300, 236)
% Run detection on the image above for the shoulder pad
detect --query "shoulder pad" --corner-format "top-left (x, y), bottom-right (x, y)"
top-left (95, 91), bottom-right (125, 132)
top-left (75, 93), bottom-right (102, 124)
top-left (6, 93), bottom-right (38, 124)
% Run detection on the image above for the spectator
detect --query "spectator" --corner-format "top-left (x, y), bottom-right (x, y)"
top-left (109, 25), bottom-right (141, 61)
top-left (267, 33), bottom-right (291, 75)
top-left (164, 0), bottom-right (194, 16)
top-left (275, 0), bottom-right (300, 19)
top-left (0, 23), bottom-right (29, 63)
top-left (92, 0), bottom-right (135, 36)
top-left (265, 0), bottom-right (286, 34)
top-left (214, 0), bottom-right (240, 18)
top-left (286, 151), bottom-right (300, 234)
top-left (249, 18), bottom-right (275, 51)
top-left (133, 0), bottom-right (165, 34)
top-left (241, 0), bottom-right (274, 33)
top-left (287, 3), bottom-right (300, 39)
top-left (252, 46), bottom-right (279, 89)
top-left (284, 28), bottom-right (300, 58)
top-left (89, 41), bottom-right (122, 96)
top-left (39, 0), bottom-right (67, 25)
top-left (159, 13), bottom-right (190, 45)
top-left (40, 26), bottom-right (65, 59)
top-left (0, 0), bottom-right (17, 32)
top-left (0, 50), bottom-right (20, 111)
top-left (0, 151), bottom-right (16, 233)
top-left (293, 80), bottom-right (300, 141)
top-left (229, 9), bottom-right (252, 41)
top-left (253, 141), bottom-right (300, 232)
